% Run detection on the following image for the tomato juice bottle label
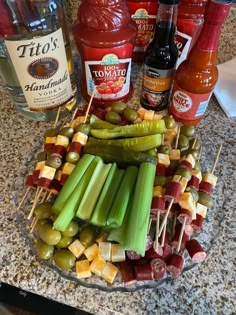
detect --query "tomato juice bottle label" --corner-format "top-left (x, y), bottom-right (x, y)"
top-left (170, 81), bottom-right (213, 120)
top-left (5, 29), bottom-right (73, 111)
top-left (141, 65), bottom-right (174, 110)
top-left (127, 2), bottom-right (158, 53)
top-left (175, 30), bottom-right (192, 68)
top-left (84, 46), bottom-right (132, 101)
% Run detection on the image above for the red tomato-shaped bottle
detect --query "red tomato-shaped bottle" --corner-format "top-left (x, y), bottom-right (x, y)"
top-left (72, 0), bottom-right (137, 107)
top-left (169, 0), bottom-right (232, 126)
top-left (127, 0), bottom-right (159, 62)
top-left (175, 0), bottom-right (208, 67)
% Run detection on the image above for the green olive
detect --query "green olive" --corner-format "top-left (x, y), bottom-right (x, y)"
top-left (178, 134), bottom-right (189, 150)
top-left (37, 151), bottom-right (47, 162)
top-left (38, 224), bottom-right (61, 246)
top-left (185, 187), bottom-right (199, 202)
top-left (198, 191), bottom-right (214, 208)
top-left (105, 111), bottom-right (121, 125)
top-left (123, 108), bottom-right (138, 122)
top-left (44, 128), bottom-right (58, 138)
top-left (34, 202), bottom-right (53, 220)
top-left (154, 176), bottom-right (169, 187)
top-left (158, 145), bottom-right (171, 155)
top-left (189, 138), bottom-right (201, 150)
top-left (194, 161), bottom-right (202, 172)
top-left (35, 238), bottom-right (54, 260)
top-left (79, 225), bottom-right (97, 247)
top-left (163, 115), bottom-right (176, 129)
top-left (56, 236), bottom-right (73, 248)
top-left (62, 221), bottom-right (80, 237)
top-left (65, 152), bottom-right (80, 164)
top-left (59, 127), bottom-right (74, 138)
top-left (175, 168), bottom-right (192, 181)
top-left (75, 123), bottom-right (91, 135)
top-left (45, 155), bottom-right (62, 169)
top-left (111, 101), bottom-right (127, 114)
top-left (53, 249), bottom-right (76, 270)
top-left (180, 125), bottom-right (195, 138)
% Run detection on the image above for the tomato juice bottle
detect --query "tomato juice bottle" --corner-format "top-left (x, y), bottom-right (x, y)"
top-left (72, 0), bottom-right (137, 108)
top-left (127, 0), bottom-right (159, 62)
top-left (140, 0), bottom-right (179, 111)
top-left (175, 0), bottom-right (208, 67)
top-left (169, 0), bottom-right (232, 126)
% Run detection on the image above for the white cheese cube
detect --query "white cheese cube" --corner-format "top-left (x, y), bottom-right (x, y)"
top-left (178, 192), bottom-right (196, 219)
top-left (144, 110), bottom-right (155, 121)
top-left (98, 242), bottom-right (112, 261)
top-left (76, 260), bottom-right (91, 279)
top-left (153, 113), bottom-right (163, 120)
top-left (202, 172), bottom-right (218, 187)
top-left (111, 244), bottom-right (126, 262)
top-left (157, 153), bottom-right (170, 167)
top-left (68, 239), bottom-right (85, 258)
top-left (39, 165), bottom-right (56, 180)
top-left (72, 132), bottom-right (88, 145)
top-left (173, 176), bottom-right (188, 194)
top-left (196, 203), bottom-right (208, 218)
top-left (137, 107), bottom-right (146, 119)
top-left (55, 135), bottom-right (69, 147)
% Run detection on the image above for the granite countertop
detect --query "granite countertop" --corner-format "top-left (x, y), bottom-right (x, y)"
top-left (0, 6), bottom-right (236, 315)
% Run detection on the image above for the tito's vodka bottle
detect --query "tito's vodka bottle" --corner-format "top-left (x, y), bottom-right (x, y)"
top-left (0, 0), bottom-right (76, 122)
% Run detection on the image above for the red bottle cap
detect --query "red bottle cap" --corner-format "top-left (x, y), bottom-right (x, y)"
top-left (205, 0), bottom-right (232, 24)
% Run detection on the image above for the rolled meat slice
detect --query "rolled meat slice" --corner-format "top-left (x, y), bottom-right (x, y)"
top-left (166, 253), bottom-right (184, 278)
top-left (164, 181), bottom-right (181, 203)
top-left (126, 250), bottom-right (141, 260)
top-left (187, 175), bottom-right (200, 191)
top-left (186, 239), bottom-right (206, 263)
top-left (26, 174), bottom-right (36, 189)
top-left (119, 260), bottom-right (136, 285)
top-left (151, 258), bottom-right (166, 280)
top-left (134, 262), bottom-right (154, 281)
top-left (199, 181), bottom-right (213, 194)
top-left (145, 244), bottom-right (163, 259)
top-left (151, 197), bottom-right (166, 214)
top-left (156, 163), bottom-right (167, 176)
top-left (191, 214), bottom-right (204, 232)
top-left (178, 160), bottom-right (192, 171)
top-left (162, 244), bottom-right (172, 262)
top-left (178, 208), bottom-right (193, 225)
top-left (68, 141), bottom-right (83, 154)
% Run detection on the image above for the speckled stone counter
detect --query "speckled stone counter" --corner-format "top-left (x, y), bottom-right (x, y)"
top-left (0, 6), bottom-right (236, 315)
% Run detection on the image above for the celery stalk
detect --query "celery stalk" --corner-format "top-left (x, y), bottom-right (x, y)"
top-left (106, 166), bottom-right (138, 229)
top-left (52, 154), bottom-right (95, 215)
top-left (53, 157), bottom-right (101, 231)
top-left (76, 162), bottom-right (112, 220)
top-left (90, 165), bottom-right (125, 227)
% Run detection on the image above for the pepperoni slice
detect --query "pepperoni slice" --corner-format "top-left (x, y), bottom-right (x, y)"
top-left (186, 239), bottom-right (206, 263)
top-left (166, 253), bottom-right (184, 278)
top-left (119, 260), bottom-right (136, 285)
top-left (178, 160), bottom-right (192, 171)
top-left (191, 214), bottom-right (203, 232)
top-left (134, 262), bottom-right (153, 281)
top-left (145, 244), bottom-right (163, 259)
top-left (151, 197), bottom-right (166, 214)
top-left (151, 258), bottom-right (166, 279)
top-left (164, 181), bottom-right (181, 203)
top-left (188, 175), bottom-right (200, 190)
top-left (199, 181), bottom-right (213, 194)
top-left (178, 208), bottom-right (193, 225)
top-left (156, 163), bottom-right (166, 176)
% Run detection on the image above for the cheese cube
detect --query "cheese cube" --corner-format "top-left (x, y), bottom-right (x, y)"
top-left (55, 135), bottom-right (69, 147)
top-left (137, 107), bottom-right (145, 119)
top-left (178, 192), bottom-right (196, 219)
top-left (153, 113), bottom-right (163, 120)
top-left (101, 262), bottom-right (119, 284)
top-left (54, 170), bottom-right (62, 181)
top-left (45, 136), bottom-right (57, 144)
top-left (72, 132), bottom-right (88, 145)
top-left (98, 242), bottom-right (112, 261)
top-left (35, 161), bottom-right (45, 171)
top-left (61, 162), bottom-right (75, 175)
top-left (76, 260), bottom-right (91, 279)
top-left (202, 172), bottom-right (218, 187)
top-left (169, 149), bottom-right (181, 161)
top-left (153, 186), bottom-right (164, 197)
top-left (173, 175), bottom-right (188, 194)
top-left (196, 203), bottom-right (208, 218)
top-left (39, 165), bottom-right (56, 180)
top-left (111, 244), bottom-right (126, 263)
top-left (90, 257), bottom-right (106, 277)
top-left (83, 243), bottom-right (98, 262)
top-left (184, 154), bottom-right (196, 168)
top-left (157, 153), bottom-right (170, 167)
top-left (164, 126), bottom-right (178, 144)
top-left (191, 169), bottom-right (202, 182)
top-left (68, 239), bottom-right (85, 258)
top-left (144, 110), bottom-right (155, 121)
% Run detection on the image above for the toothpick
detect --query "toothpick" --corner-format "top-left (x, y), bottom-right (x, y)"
top-left (191, 137), bottom-right (197, 149)
top-left (40, 190), bottom-right (48, 203)
top-left (17, 187), bottom-right (31, 211)
top-left (53, 106), bottom-right (61, 128)
top-left (158, 199), bottom-right (174, 238)
top-left (30, 217), bottom-right (38, 234)
top-left (211, 143), bottom-right (223, 174)
top-left (46, 191), bottom-right (53, 201)
top-left (154, 211), bottom-right (160, 252)
top-left (161, 221), bottom-right (167, 247)
top-left (84, 90), bottom-right (95, 123)
top-left (176, 216), bottom-right (187, 253)
top-left (175, 125), bottom-right (180, 149)
top-left (27, 187), bottom-right (43, 220)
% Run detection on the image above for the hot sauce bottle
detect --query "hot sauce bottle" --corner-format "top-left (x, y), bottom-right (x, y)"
top-left (127, 0), bottom-right (159, 62)
top-left (72, 0), bottom-right (137, 107)
top-left (169, 0), bottom-right (232, 126)
top-left (140, 0), bottom-right (179, 111)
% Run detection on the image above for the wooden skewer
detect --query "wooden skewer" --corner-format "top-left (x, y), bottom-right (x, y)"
top-left (46, 191), bottom-right (53, 201)
top-left (161, 220), bottom-right (167, 247)
top-left (154, 211), bottom-right (160, 252)
top-left (30, 217), bottom-right (38, 234)
top-left (40, 190), bottom-right (48, 203)
top-left (211, 143), bottom-right (223, 174)
top-left (27, 187), bottom-right (43, 220)
top-left (84, 90), bottom-right (95, 123)
top-left (53, 106), bottom-right (61, 128)
top-left (176, 216), bottom-right (187, 253)
top-left (17, 187), bottom-right (31, 211)
top-left (171, 210), bottom-right (177, 241)
top-left (158, 199), bottom-right (174, 238)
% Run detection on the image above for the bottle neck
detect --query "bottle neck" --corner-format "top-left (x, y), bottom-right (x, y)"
top-left (195, 22), bottom-right (223, 51)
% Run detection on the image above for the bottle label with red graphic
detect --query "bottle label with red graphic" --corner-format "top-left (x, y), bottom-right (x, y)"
top-left (127, 2), bottom-right (158, 53)
top-left (84, 51), bottom-right (132, 101)
top-left (141, 65), bottom-right (174, 110)
top-left (170, 81), bottom-right (213, 120)
top-left (175, 30), bottom-right (192, 67)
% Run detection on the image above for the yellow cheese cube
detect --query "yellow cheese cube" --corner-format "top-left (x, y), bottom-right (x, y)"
top-left (178, 192), bottom-right (196, 219)
top-left (169, 149), bottom-right (181, 161)
top-left (202, 172), bottom-right (218, 187)
top-left (164, 126), bottom-right (178, 145)
top-left (76, 260), bottom-right (91, 279)
top-left (144, 110), bottom-right (155, 121)
top-left (185, 154), bottom-right (195, 168)
top-left (137, 107), bottom-right (145, 119)
top-left (90, 257), bottom-right (106, 277)
top-left (196, 203), bottom-right (208, 218)
top-left (153, 186), bottom-right (164, 197)
top-left (72, 132), bottom-right (88, 145)
top-left (45, 136), bottom-right (57, 144)
top-left (55, 135), bottom-right (69, 147)
top-left (68, 239), bottom-right (85, 258)
top-left (83, 243), bottom-right (98, 262)
top-left (39, 165), bottom-right (56, 180)
top-left (98, 242), bottom-right (112, 261)
top-left (157, 153), bottom-right (170, 167)
top-left (191, 169), bottom-right (202, 182)
top-left (173, 175), bottom-right (188, 194)
top-left (54, 170), bottom-right (62, 181)
top-left (61, 162), bottom-right (75, 175)
top-left (111, 244), bottom-right (126, 263)
top-left (101, 262), bottom-right (119, 284)
top-left (35, 161), bottom-right (45, 171)
top-left (153, 113), bottom-right (163, 120)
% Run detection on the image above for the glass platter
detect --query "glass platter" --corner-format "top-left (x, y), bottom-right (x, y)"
top-left (14, 136), bottom-right (226, 292)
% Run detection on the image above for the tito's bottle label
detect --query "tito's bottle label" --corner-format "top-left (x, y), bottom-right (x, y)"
top-left (5, 29), bottom-right (73, 111)
top-left (141, 65), bottom-right (174, 110)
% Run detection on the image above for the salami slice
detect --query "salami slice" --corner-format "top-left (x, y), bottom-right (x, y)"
top-left (188, 175), bottom-right (200, 190)
top-left (178, 208), bottom-right (193, 225)
top-left (68, 141), bottom-right (83, 154)
top-left (164, 181), bottom-right (181, 203)
top-left (119, 260), bottom-right (136, 285)
top-left (51, 145), bottom-right (66, 158)
top-left (151, 197), bottom-right (166, 214)
top-left (156, 163), bottom-right (166, 176)
top-left (145, 244), bottom-right (163, 259)
top-left (191, 214), bottom-right (203, 232)
top-left (134, 262), bottom-right (154, 281)
top-left (199, 181), bottom-right (213, 194)
top-left (186, 239), bottom-right (206, 263)
top-left (162, 244), bottom-right (172, 262)
top-left (178, 160), bottom-right (192, 171)
top-left (126, 250), bottom-right (141, 260)
top-left (166, 253), bottom-right (184, 278)
top-left (151, 258), bottom-right (166, 279)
